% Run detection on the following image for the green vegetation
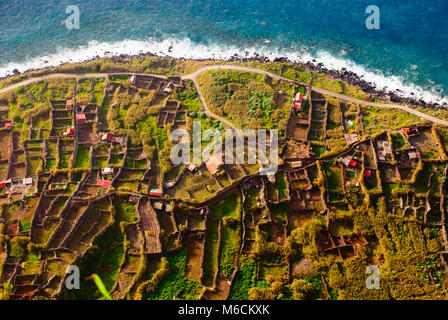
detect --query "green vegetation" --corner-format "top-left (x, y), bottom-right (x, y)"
top-left (1, 57), bottom-right (448, 301)
top-left (144, 250), bottom-right (202, 300)
top-left (197, 70), bottom-right (293, 136)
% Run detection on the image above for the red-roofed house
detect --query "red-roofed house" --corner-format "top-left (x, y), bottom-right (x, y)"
top-left (401, 127), bottom-right (419, 137)
top-left (64, 126), bottom-right (74, 136)
top-left (149, 188), bottom-right (162, 196)
top-left (101, 133), bottom-right (116, 142)
top-left (206, 153), bottom-right (224, 175)
top-left (364, 170), bottom-right (372, 176)
top-left (4, 121), bottom-right (12, 129)
top-left (292, 103), bottom-right (302, 111)
top-left (96, 179), bottom-right (112, 188)
top-left (292, 92), bottom-right (304, 112)
top-left (66, 99), bottom-right (73, 111)
top-left (76, 113), bottom-right (86, 125)
top-left (349, 160), bottom-right (358, 167)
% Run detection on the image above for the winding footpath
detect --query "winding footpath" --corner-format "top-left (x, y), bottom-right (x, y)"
top-left (1, 65), bottom-right (448, 127)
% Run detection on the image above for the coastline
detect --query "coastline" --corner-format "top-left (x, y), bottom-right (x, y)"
top-left (0, 49), bottom-right (445, 113)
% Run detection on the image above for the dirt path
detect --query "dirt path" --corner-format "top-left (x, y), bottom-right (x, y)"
top-left (183, 65), bottom-right (448, 126)
top-left (189, 79), bottom-right (236, 129)
top-left (0, 73), bottom-right (108, 94)
top-left (1, 65), bottom-right (448, 126)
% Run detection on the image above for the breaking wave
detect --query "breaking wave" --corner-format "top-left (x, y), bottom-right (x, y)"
top-left (0, 37), bottom-right (446, 105)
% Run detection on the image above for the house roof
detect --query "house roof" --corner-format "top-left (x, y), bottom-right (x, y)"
top-left (345, 133), bottom-right (359, 144)
top-left (293, 103), bottom-right (302, 110)
top-left (96, 179), bottom-right (112, 188)
top-left (102, 133), bottom-right (115, 142)
top-left (102, 167), bottom-right (113, 174)
top-left (153, 202), bottom-right (163, 210)
top-left (295, 92), bottom-right (303, 101)
top-left (364, 170), bottom-right (372, 176)
top-left (76, 113), bottom-right (86, 124)
top-left (206, 153), bottom-right (224, 175)
top-left (349, 160), bottom-right (358, 167)
top-left (150, 188), bottom-right (162, 196)
top-left (339, 156), bottom-right (351, 166)
top-left (291, 161), bottom-right (302, 168)
top-left (401, 127), bottom-right (418, 135)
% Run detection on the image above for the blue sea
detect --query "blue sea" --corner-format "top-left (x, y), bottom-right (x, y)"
top-left (0, 0), bottom-right (447, 104)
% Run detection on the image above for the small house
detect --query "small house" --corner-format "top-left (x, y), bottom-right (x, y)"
top-left (23, 177), bottom-right (33, 186)
top-left (408, 149), bottom-right (419, 160)
top-left (101, 133), bottom-right (115, 142)
top-left (364, 170), bottom-right (372, 177)
top-left (165, 203), bottom-right (172, 212)
top-left (162, 82), bottom-right (175, 94)
top-left (96, 179), bottom-right (112, 188)
top-left (187, 164), bottom-right (197, 172)
top-left (63, 126), bottom-right (74, 136)
top-left (66, 99), bottom-right (73, 111)
top-left (149, 188), bottom-right (163, 196)
top-left (295, 92), bottom-right (303, 102)
top-left (76, 113), bottom-right (86, 125)
top-left (205, 153), bottom-right (224, 175)
top-left (102, 167), bottom-right (114, 175)
top-left (344, 133), bottom-right (359, 144)
top-left (349, 160), bottom-right (358, 167)
top-left (290, 161), bottom-right (303, 168)
top-left (401, 127), bottom-right (419, 137)
top-left (292, 103), bottom-right (302, 111)
top-left (153, 202), bottom-right (163, 210)
top-left (339, 156), bottom-right (352, 166)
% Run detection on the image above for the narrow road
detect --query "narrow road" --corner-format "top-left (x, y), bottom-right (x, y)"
top-left (183, 65), bottom-right (448, 126)
top-left (189, 78), bottom-right (236, 129)
top-left (0, 73), bottom-right (108, 94)
top-left (1, 65), bottom-right (447, 126)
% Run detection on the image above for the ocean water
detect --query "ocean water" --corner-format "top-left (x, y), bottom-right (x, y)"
top-left (0, 0), bottom-right (447, 104)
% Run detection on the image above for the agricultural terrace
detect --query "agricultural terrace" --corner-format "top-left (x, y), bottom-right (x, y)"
top-left (0, 59), bottom-right (447, 301)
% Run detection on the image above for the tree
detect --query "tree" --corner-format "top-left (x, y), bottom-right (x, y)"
top-left (290, 279), bottom-right (314, 300)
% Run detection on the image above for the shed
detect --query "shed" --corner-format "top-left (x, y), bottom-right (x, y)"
top-left (76, 113), bottom-right (86, 125)
top-left (206, 153), bottom-right (224, 175)
top-left (150, 188), bottom-right (163, 196)
top-left (66, 99), bottom-right (73, 111)
top-left (96, 179), bottom-right (112, 188)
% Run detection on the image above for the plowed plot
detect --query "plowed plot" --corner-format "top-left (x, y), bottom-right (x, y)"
top-left (9, 163), bottom-right (26, 178)
top-left (0, 168), bottom-right (7, 180)
top-left (287, 111), bottom-right (309, 141)
top-left (78, 127), bottom-right (99, 144)
top-left (0, 131), bottom-right (10, 159)
top-left (409, 129), bottom-right (442, 160)
top-left (10, 150), bottom-right (25, 163)
top-left (184, 235), bottom-right (203, 281)
top-left (225, 165), bottom-right (243, 181)
top-left (127, 223), bottom-right (143, 254)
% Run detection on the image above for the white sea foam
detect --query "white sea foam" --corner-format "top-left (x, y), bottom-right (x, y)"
top-left (0, 37), bottom-right (446, 105)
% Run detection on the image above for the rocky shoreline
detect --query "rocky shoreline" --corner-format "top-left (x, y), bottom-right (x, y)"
top-left (2, 51), bottom-right (445, 111)
top-left (227, 53), bottom-right (444, 111)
